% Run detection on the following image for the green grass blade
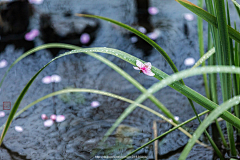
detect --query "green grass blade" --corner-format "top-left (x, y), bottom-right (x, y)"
top-left (0, 88), bottom-right (207, 148)
top-left (214, 0), bottom-right (236, 156)
top-left (121, 110), bottom-right (210, 160)
top-left (232, 0), bottom-right (240, 18)
top-left (176, 0), bottom-right (240, 43)
top-left (192, 47), bottom-right (215, 69)
top-left (197, 0), bottom-right (210, 99)
top-left (3, 47), bottom-right (240, 144)
top-left (179, 95), bottom-right (240, 159)
top-left (0, 43), bottom-right (176, 122)
top-left (76, 14), bottom-right (181, 77)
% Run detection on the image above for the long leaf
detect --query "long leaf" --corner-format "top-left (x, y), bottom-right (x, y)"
top-left (179, 95), bottom-right (240, 159)
top-left (176, 0), bottom-right (240, 43)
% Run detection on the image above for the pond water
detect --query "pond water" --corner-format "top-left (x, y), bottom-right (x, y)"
top-left (0, 0), bottom-right (238, 159)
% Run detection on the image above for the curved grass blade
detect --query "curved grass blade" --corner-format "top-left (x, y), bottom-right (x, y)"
top-left (192, 47), bottom-right (215, 69)
top-left (76, 14), bottom-right (181, 76)
top-left (0, 43), bottom-right (176, 122)
top-left (2, 47), bottom-right (240, 144)
top-left (179, 95), bottom-right (240, 159)
top-left (176, 0), bottom-right (240, 43)
top-left (0, 88), bottom-right (207, 148)
top-left (121, 110), bottom-right (210, 160)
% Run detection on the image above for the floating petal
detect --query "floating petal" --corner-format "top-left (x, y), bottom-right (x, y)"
top-left (91, 101), bottom-right (100, 108)
top-left (15, 126), bottom-right (23, 132)
top-left (80, 33), bottom-right (90, 44)
top-left (56, 115), bottom-right (65, 122)
top-left (174, 116), bottom-right (179, 121)
top-left (148, 7), bottom-right (159, 15)
top-left (50, 114), bottom-right (56, 121)
top-left (29, 0), bottom-right (44, 5)
top-left (183, 13), bottom-right (194, 21)
top-left (130, 36), bottom-right (138, 43)
top-left (0, 111), bottom-right (5, 117)
top-left (44, 119), bottom-right (54, 127)
top-left (184, 57), bottom-right (195, 66)
top-left (0, 59), bottom-right (8, 68)
top-left (138, 27), bottom-right (147, 34)
top-left (136, 60), bottom-right (144, 68)
top-left (41, 114), bottom-right (48, 120)
top-left (147, 29), bottom-right (161, 40)
top-left (25, 29), bottom-right (40, 41)
top-left (42, 76), bottom-right (52, 84)
top-left (51, 74), bottom-right (61, 83)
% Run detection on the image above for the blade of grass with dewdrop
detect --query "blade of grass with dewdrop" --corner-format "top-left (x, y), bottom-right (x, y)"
top-left (191, 47), bottom-right (215, 69)
top-left (121, 110), bottom-right (210, 160)
top-left (214, 0), bottom-right (236, 156)
top-left (179, 95), bottom-right (240, 159)
top-left (75, 13), bottom-right (214, 140)
top-left (0, 43), bottom-right (177, 123)
top-left (176, 0), bottom-right (240, 44)
top-left (3, 48), bottom-right (240, 144)
top-left (197, 0), bottom-right (210, 99)
top-left (0, 88), bottom-right (208, 148)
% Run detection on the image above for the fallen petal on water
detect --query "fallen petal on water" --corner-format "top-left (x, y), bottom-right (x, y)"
top-left (15, 126), bottom-right (23, 132)
top-left (0, 111), bottom-right (5, 117)
top-left (174, 116), bottom-right (179, 121)
top-left (184, 57), bottom-right (195, 66)
top-left (130, 36), bottom-right (138, 43)
top-left (42, 76), bottom-right (52, 84)
top-left (41, 114), bottom-right (48, 120)
top-left (80, 33), bottom-right (90, 44)
top-left (44, 119), bottom-right (54, 127)
top-left (56, 115), bottom-right (65, 122)
top-left (147, 29), bottom-right (161, 40)
top-left (0, 59), bottom-right (8, 68)
top-left (51, 75), bottom-right (61, 83)
top-left (50, 114), bottom-right (56, 121)
top-left (91, 101), bottom-right (100, 108)
top-left (138, 26), bottom-right (147, 34)
top-left (148, 7), bottom-right (159, 15)
top-left (24, 29), bottom-right (40, 41)
top-left (183, 13), bottom-right (194, 21)
top-left (29, 0), bottom-right (44, 5)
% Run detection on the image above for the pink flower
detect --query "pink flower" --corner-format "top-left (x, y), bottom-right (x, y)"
top-left (50, 114), bottom-right (56, 121)
top-left (133, 60), bottom-right (155, 76)
top-left (41, 114), bottom-right (48, 120)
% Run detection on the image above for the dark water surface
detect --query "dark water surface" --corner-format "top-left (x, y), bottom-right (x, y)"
top-left (1, 0), bottom-right (239, 159)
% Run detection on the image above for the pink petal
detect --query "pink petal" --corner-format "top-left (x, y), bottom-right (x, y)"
top-left (130, 36), bottom-right (138, 43)
top-left (174, 116), bottom-right (179, 121)
top-left (138, 27), bottom-right (147, 34)
top-left (80, 33), bottom-right (90, 44)
top-left (184, 13), bottom-right (194, 21)
top-left (29, 0), bottom-right (44, 5)
top-left (15, 126), bottom-right (23, 132)
top-left (56, 115), bottom-right (65, 122)
top-left (50, 114), bottom-right (56, 121)
top-left (0, 111), bottom-right (5, 118)
top-left (51, 74), bottom-right (61, 83)
top-left (143, 69), bottom-right (155, 76)
top-left (42, 76), bottom-right (52, 84)
top-left (144, 62), bottom-right (152, 70)
top-left (24, 29), bottom-right (40, 41)
top-left (91, 101), bottom-right (100, 108)
top-left (148, 7), bottom-right (159, 15)
top-left (41, 114), bottom-right (48, 120)
top-left (136, 60), bottom-right (144, 68)
top-left (0, 59), bottom-right (8, 68)
top-left (133, 66), bottom-right (141, 70)
top-left (184, 57), bottom-right (195, 66)
top-left (147, 29), bottom-right (161, 40)
top-left (44, 119), bottom-right (54, 127)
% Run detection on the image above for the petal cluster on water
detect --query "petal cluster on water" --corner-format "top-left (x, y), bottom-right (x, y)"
top-left (133, 60), bottom-right (155, 76)
top-left (42, 75), bottom-right (61, 84)
top-left (41, 114), bottom-right (65, 127)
